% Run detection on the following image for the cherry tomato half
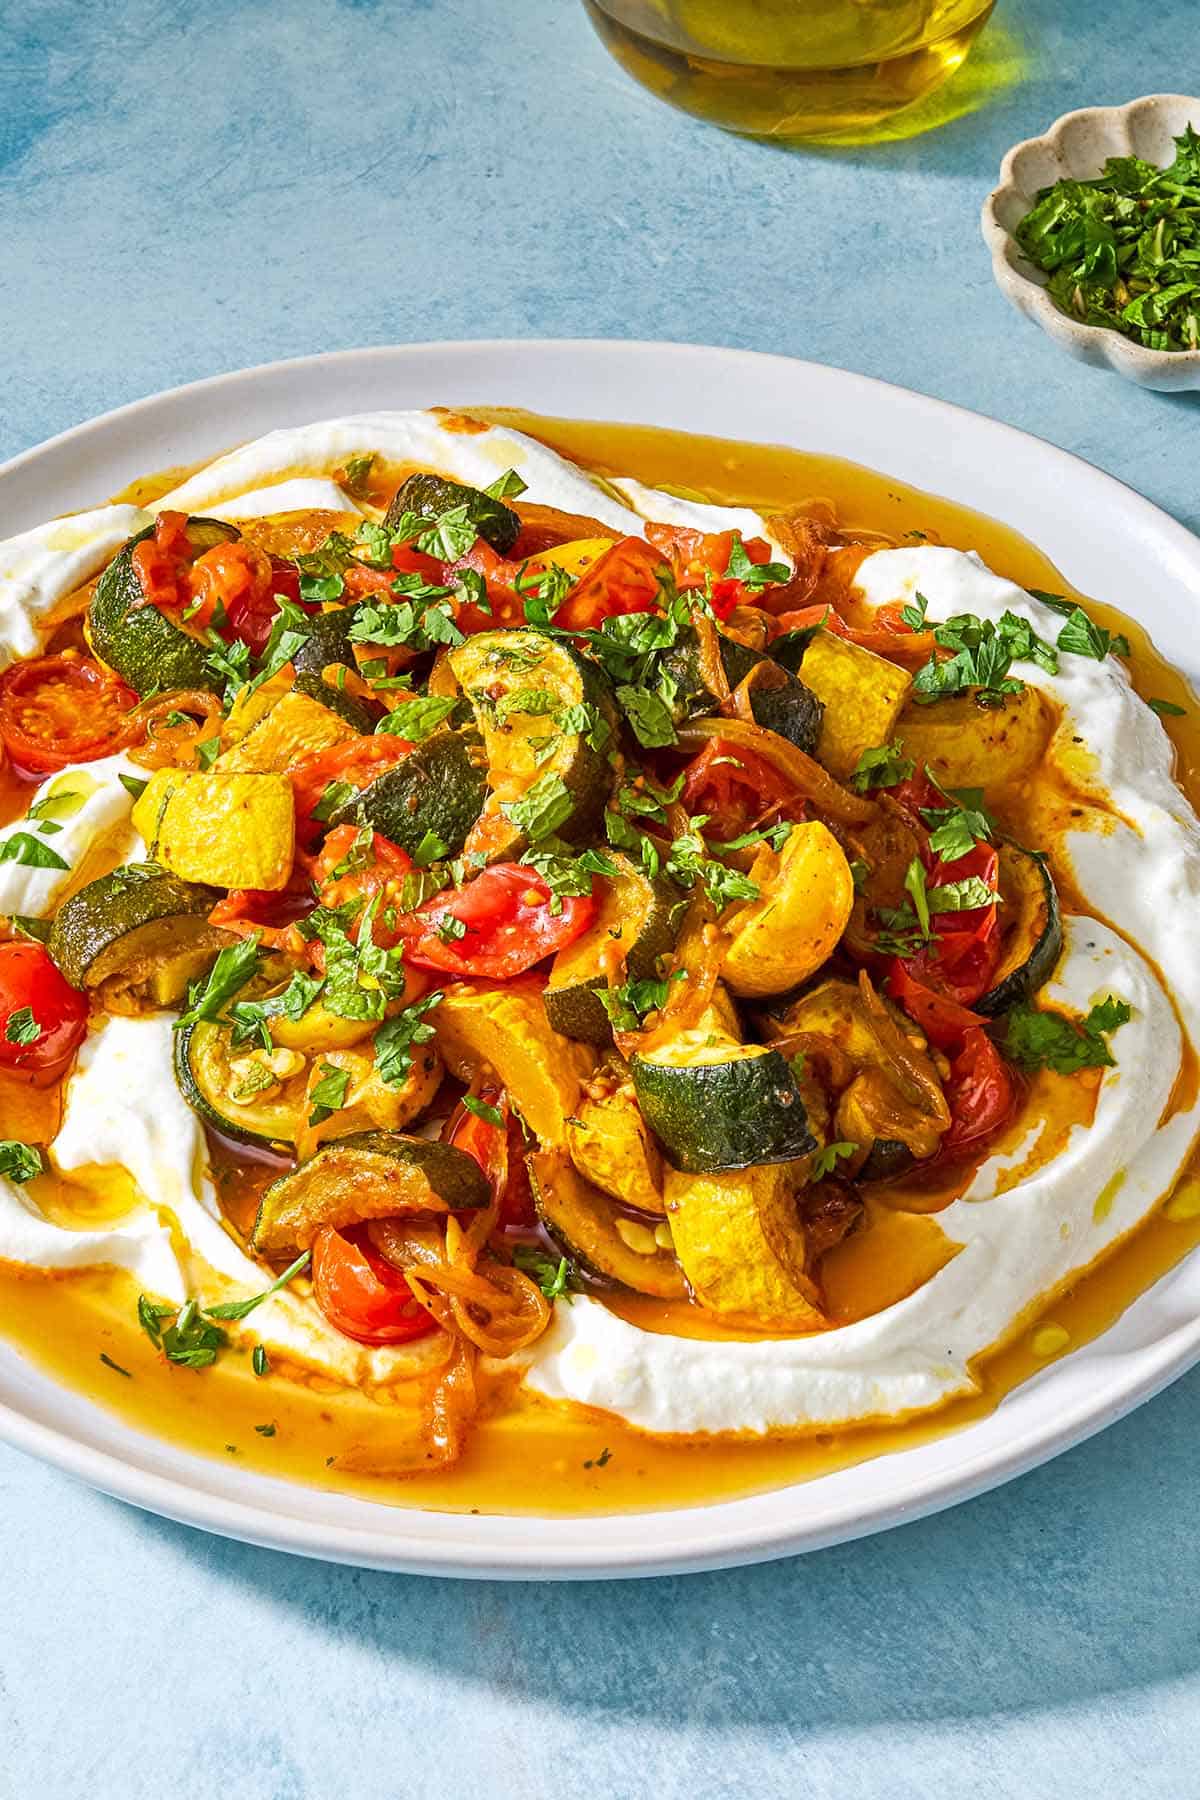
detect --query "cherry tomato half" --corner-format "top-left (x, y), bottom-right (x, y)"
top-left (552, 537), bottom-right (665, 631)
top-left (0, 655), bottom-right (139, 775)
top-left (311, 1224), bottom-right (436, 1345)
top-left (886, 962), bottom-right (985, 1056)
top-left (395, 863), bottom-right (596, 979)
top-left (941, 1028), bottom-right (1016, 1154)
top-left (0, 942), bottom-right (88, 1074)
top-left (446, 1090), bottom-right (536, 1230)
top-left (680, 736), bottom-right (799, 842)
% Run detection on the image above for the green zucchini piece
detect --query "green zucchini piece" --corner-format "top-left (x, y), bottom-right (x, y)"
top-left (292, 670), bottom-right (375, 733)
top-left (857, 1138), bottom-right (915, 1182)
top-left (975, 845), bottom-right (1063, 1017)
top-left (384, 472), bottom-right (520, 556)
top-left (661, 630), bottom-right (823, 754)
top-left (290, 606), bottom-right (360, 677)
top-left (251, 1130), bottom-right (490, 1257)
top-left (542, 853), bottom-right (686, 1044)
top-left (631, 1031), bottom-right (815, 1173)
top-left (88, 516), bottom-right (241, 697)
top-left (449, 628), bottom-right (617, 860)
top-left (48, 866), bottom-right (231, 1011)
top-left (529, 1151), bottom-right (686, 1299)
top-left (174, 1020), bottom-right (303, 1151)
top-left (333, 727), bottom-right (487, 857)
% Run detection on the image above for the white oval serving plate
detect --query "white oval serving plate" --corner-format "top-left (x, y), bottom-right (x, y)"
top-left (982, 94), bottom-right (1200, 391)
top-left (3, 340), bottom-right (1200, 1579)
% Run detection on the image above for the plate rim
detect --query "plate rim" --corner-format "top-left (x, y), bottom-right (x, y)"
top-left (4, 336), bottom-right (1200, 1579)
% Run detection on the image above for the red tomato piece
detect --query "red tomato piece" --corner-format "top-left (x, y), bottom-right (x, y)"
top-left (0, 943), bottom-right (88, 1074)
top-left (446, 1091), bottom-right (536, 1229)
top-left (680, 736), bottom-right (800, 842)
top-left (645, 525), bottom-right (779, 619)
top-left (552, 537), bottom-right (665, 631)
top-left (941, 1028), bottom-right (1016, 1153)
top-left (310, 825), bottom-right (412, 933)
top-left (395, 864), bottom-right (596, 979)
top-left (0, 656), bottom-right (139, 775)
top-left (311, 1224), bottom-right (436, 1345)
top-left (183, 539), bottom-right (276, 637)
top-left (289, 736), bottom-right (415, 842)
top-left (886, 962), bottom-right (985, 1055)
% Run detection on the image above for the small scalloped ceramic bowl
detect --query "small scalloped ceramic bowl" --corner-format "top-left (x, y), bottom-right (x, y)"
top-left (982, 94), bottom-right (1200, 393)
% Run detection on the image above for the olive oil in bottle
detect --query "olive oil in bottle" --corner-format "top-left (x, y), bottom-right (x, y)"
top-left (583, 0), bottom-right (996, 144)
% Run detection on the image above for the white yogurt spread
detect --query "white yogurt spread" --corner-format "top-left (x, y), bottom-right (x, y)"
top-left (0, 413), bottom-right (1195, 1433)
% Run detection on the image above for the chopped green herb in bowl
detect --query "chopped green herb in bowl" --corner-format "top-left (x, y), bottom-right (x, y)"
top-left (1014, 125), bottom-right (1200, 353)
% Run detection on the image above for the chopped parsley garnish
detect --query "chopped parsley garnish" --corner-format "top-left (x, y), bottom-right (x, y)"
top-left (1148, 697), bottom-right (1187, 717)
top-left (226, 970), bottom-right (324, 1050)
top-left (920, 777), bottom-right (997, 861)
top-left (848, 742), bottom-right (914, 793)
top-left (207, 1251), bottom-right (311, 1322)
top-left (598, 971), bottom-right (682, 1031)
top-left (484, 469), bottom-right (528, 501)
top-left (616, 684), bottom-right (677, 749)
top-left (175, 936), bottom-right (262, 1030)
top-left (412, 829), bottom-right (450, 867)
top-left (298, 894), bottom-right (407, 1021)
top-left (118, 772), bottom-right (149, 800)
top-left (463, 1095), bottom-right (504, 1127)
top-left (202, 633), bottom-right (253, 708)
top-left (0, 1141), bottom-right (43, 1183)
top-left (500, 771), bottom-right (575, 843)
top-left (137, 1255), bottom-right (311, 1369)
top-left (0, 832), bottom-right (70, 871)
top-left (725, 533), bottom-right (789, 590)
top-left (252, 1344), bottom-right (270, 1377)
top-left (911, 609), bottom-right (1057, 707)
top-left (811, 1141), bottom-right (857, 1179)
top-left (4, 1007), bottom-right (41, 1047)
top-left (341, 452), bottom-right (376, 498)
top-left (666, 820), bottom-right (760, 910)
top-left (99, 1353), bottom-right (132, 1378)
top-left (1055, 606), bottom-right (1130, 662)
top-left (375, 694), bottom-right (460, 742)
top-left (1014, 128), bottom-right (1200, 354)
top-left (312, 778), bottom-right (358, 823)
top-left (308, 1061), bottom-right (351, 1126)
top-left (373, 991), bottom-right (443, 1088)
top-left (194, 735), bottom-right (221, 770)
top-left (512, 1244), bottom-right (577, 1303)
top-left (1003, 994), bottom-right (1133, 1074)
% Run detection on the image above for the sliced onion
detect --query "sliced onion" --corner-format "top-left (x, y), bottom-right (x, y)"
top-left (675, 715), bottom-right (876, 825)
top-left (128, 689), bottom-right (223, 770)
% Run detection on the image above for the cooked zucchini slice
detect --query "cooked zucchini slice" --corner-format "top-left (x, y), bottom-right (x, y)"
top-left (175, 1021), bottom-right (307, 1150)
top-left (663, 1163), bottom-right (822, 1331)
top-left (718, 638), bottom-right (824, 756)
top-left (332, 728), bottom-right (486, 858)
top-left (566, 1076), bottom-right (666, 1215)
top-left (895, 687), bottom-right (1052, 793)
top-left (542, 853), bottom-right (686, 1044)
top-left (251, 1131), bottom-right (490, 1257)
top-left (975, 845), bottom-right (1062, 1016)
top-left (721, 821), bottom-right (855, 999)
top-left (631, 1031), bottom-right (815, 1173)
top-left (132, 768), bottom-right (296, 891)
top-left (49, 866), bottom-right (231, 1012)
top-left (798, 633), bottom-right (912, 781)
top-left (216, 688), bottom-right (361, 774)
top-left (449, 629), bottom-right (617, 861)
top-left (292, 671), bottom-right (375, 733)
top-left (529, 1151), bottom-right (685, 1298)
top-left (432, 982), bottom-right (596, 1145)
top-left (290, 606), bottom-right (361, 678)
top-left (88, 516), bottom-right (241, 696)
top-left (384, 472), bottom-right (520, 555)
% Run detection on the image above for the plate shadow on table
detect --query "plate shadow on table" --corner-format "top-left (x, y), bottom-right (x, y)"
top-left (129, 1360), bottom-right (1200, 1733)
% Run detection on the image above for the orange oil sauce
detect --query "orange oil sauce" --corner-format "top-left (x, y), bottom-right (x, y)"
top-left (2, 409), bottom-right (1200, 1515)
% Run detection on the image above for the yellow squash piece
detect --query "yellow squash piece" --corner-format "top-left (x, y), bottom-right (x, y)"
top-left (535, 537), bottom-right (619, 579)
top-left (298, 1041), bottom-right (443, 1158)
top-left (721, 821), bottom-right (854, 998)
top-left (567, 1077), bottom-right (666, 1216)
top-left (216, 690), bottom-right (358, 773)
top-left (663, 1164), bottom-right (823, 1331)
top-left (133, 768), bottom-right (296, 891)
top-left (896, 687), bottom-right (1052, 792)
top-left (800, 633), bottom-right (912, 781)
top-left (433, 982), bottom-right (595, 1145)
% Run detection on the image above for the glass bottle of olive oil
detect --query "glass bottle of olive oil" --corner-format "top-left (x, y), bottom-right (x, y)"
top-left (583, 0), bottom-right (996, 144)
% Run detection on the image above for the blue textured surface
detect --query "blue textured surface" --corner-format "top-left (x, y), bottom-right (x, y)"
top-left (3, 2), bottom-right (1200, 1794)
